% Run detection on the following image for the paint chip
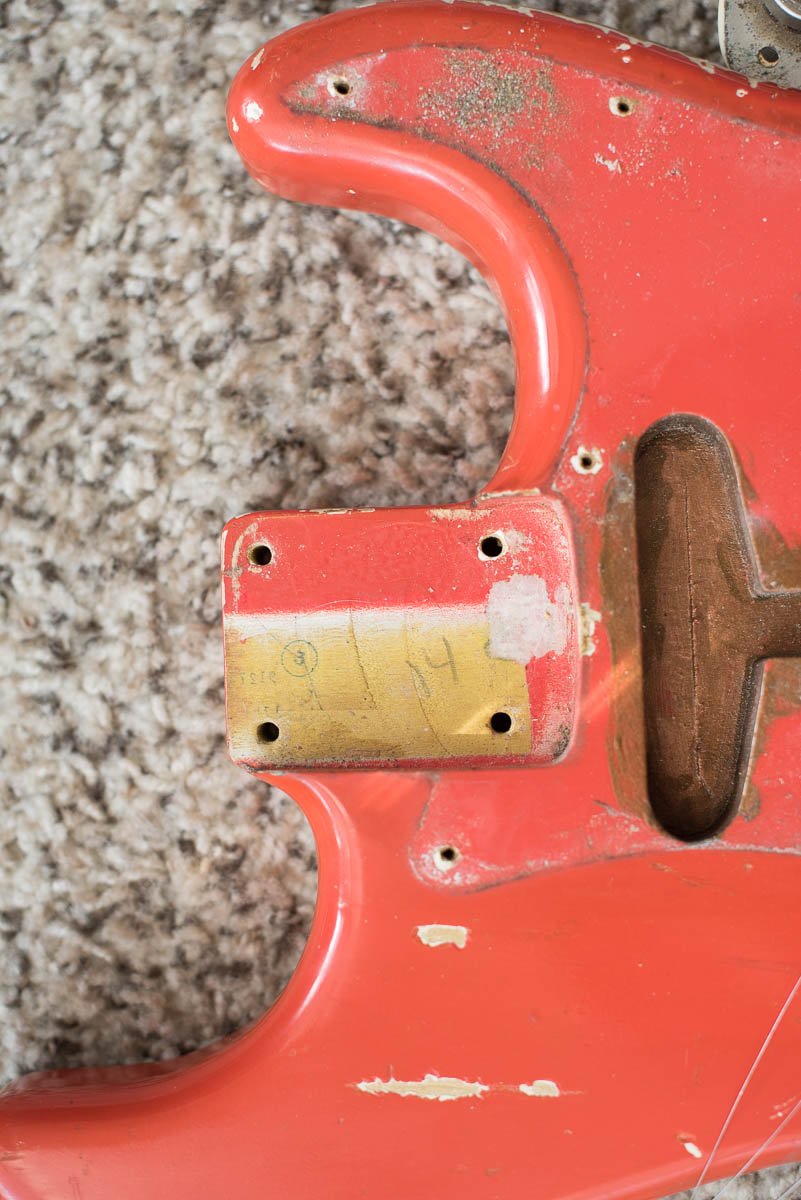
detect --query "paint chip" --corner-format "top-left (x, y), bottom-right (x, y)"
top-left (594, 152), bottom-right (621, 174)
top-left (251, 47), bottom-right (265, 70)
top-left (243, 100), bottom-right (263, 123)
top-left (416, 924), bottom-right (469, 949)
top-left (231, 116), bottom-right (239, 133)
top-left (681, 1140), bottom-right (703, 1159)
top-left (488, 575), bottom-right (570, 664)
top-left (580, 603), bottom-right (602, 657)
top-left (357, 1074), bottom-right (488, 1101)
top-left (520, 1080), bottom-right (561, 1098)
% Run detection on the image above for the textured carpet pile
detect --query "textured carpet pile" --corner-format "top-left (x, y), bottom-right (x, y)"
top-left (0, 0), bottom-right (792, 1195)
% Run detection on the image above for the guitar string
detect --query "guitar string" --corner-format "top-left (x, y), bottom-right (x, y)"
top-left (691, 971), bottom-right (801, 1198)
top-left (714, 1161), bottom-right (801, 1200)
top-left (707, 1091), bottom-right (801, 1200)
top-left (774, 1171), bottom-right (801, 1200)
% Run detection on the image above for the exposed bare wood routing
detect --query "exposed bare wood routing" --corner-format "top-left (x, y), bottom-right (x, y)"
top-left (635, 415), bottom-right (801, 840)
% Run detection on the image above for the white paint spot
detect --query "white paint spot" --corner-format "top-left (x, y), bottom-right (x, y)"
top-left (594, 152), bottom-right (621, 174)
top-left (357, 1074), bottom-right (488, 1101)
top-left (580, 603), bottom-right (602, 657)
top-left (488, 576), bottom-right (570, 664)
top-left (229, 519), bottom-right (261, 610)
top-left (736, 88), bottom-right (748, 98)
top-left (251, 47), bottom-right (265, 70)
top-left (416, 924), bottom-right (469, 949)
top-left (231, 116), bottom-right (239, 133)
top-left (243, 100), bottom-right (263, 123)
top-left (520, 1080), bottom-right (561, 1098)
top-left (616, 41), bottom-right (632, 51)
top-left (682, 1141), bottom-right (703, 1159)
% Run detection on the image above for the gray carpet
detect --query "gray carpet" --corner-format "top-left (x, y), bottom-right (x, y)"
top-left (0, 0), bottom-right (793, 1196)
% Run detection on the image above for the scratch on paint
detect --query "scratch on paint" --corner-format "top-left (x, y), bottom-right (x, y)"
top-left (416, 924), bottom-right (469, 949)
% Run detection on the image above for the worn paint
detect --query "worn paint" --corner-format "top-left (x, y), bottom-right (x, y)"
top-left (357, 1075), bottom-right (488, 1101)
top-left (356, 1075), bottom-right (565, 1100)
top-left (226, 519), bottom-right (260, 611)
top-left (579, 602), bottom-right (602, 657)
top-left (594, 151), bottom-right (622, 173)
top-left (416, 924), bottom-right (469, 948)
top-left (488, 576), bottom-right (570, 664)
top-left (519, 1080), bottom-right (561, 1097)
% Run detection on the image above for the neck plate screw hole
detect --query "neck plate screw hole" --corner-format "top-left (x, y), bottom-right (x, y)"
top-left (490, 711), bottom-right (513, 734)
top-left (257, 721), bottom-right (280, 743)
top-left (479, 534), bottom-right (506, 559)
top-left (248, 543), bottom-right (273, 566)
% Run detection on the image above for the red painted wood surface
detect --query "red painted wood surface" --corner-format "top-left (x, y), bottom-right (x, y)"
top-left (2, 4), bottom-right (801, 1197)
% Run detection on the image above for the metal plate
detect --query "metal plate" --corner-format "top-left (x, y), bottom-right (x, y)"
top-left (222, 496), bottom-right (580, 769)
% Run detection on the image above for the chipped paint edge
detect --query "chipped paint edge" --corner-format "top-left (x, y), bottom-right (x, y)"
top-left (355, 1073), bottom-right (566, 1100)
top-left (416, 924), bottom-right (469, 949)
top-left (356, 1074), bottom-right (488, 1101)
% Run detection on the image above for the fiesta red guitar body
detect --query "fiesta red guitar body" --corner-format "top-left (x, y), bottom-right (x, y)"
top-left (3, 4), bottom-right (801, 1198)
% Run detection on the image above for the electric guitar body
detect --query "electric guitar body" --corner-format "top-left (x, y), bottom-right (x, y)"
top-left (2, 3), bottom-right (801, 1198)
